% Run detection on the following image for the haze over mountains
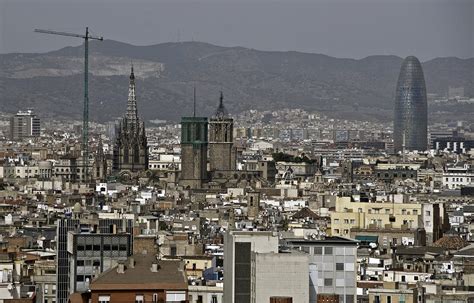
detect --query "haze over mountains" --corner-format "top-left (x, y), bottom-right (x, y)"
top-left (0, 40), bottom-right (472, 123)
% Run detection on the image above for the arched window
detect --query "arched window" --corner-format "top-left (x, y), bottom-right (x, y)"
top-left (124, 148), bottom-right (129, 164)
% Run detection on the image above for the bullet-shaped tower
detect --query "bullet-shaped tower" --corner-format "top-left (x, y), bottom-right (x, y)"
top-left (394, 56), bottom-right (428, 152)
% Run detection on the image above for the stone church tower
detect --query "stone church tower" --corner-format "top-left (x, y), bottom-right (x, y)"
top-left (179, 116), bottom-right (208, 189)
top-left (112, 66), bottom-right (148, 173)
top-left (208, 92), bottom-right (235, 172)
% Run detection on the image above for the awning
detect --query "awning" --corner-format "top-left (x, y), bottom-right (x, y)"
top-left (355, 235), bottom-right (379, 243)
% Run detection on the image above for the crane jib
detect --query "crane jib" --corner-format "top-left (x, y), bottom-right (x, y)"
top-left (34, 27), bottom-right (103, 183)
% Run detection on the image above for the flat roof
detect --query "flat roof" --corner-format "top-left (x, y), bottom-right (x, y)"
top-left (284, 236), bottom-right (359, 246)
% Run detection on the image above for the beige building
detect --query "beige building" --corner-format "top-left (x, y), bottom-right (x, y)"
top-left (368, 287), bottom-right (420, 303)
top-left (331, 197), bottom-right (423, 237)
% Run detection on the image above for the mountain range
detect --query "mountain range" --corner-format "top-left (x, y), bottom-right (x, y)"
top-left (0, 40), bottom-right (472, 123)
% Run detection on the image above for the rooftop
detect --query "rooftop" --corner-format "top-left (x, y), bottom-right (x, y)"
top-left (90, 253), bottom-right (187, 290)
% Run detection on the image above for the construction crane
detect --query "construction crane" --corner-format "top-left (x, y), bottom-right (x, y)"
top-left (34, 27), bottom-right (103, 183)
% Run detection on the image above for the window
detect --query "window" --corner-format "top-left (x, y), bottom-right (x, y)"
top-left (413, 209), bottom-right (418, 215)
top-left (414, 276), bottom-right (419, 281)
top-left (324, 278), bottom-right (333, 286)
top-left (426, 210), bottom-right (431, 216)
top-left (350, 219), bottom-right (355, 224)
top-left (324, 247), bottom-right (333, 255)
top-left (336, 263), bottom-right (344, 271)
top-left (166, 291), bottom-right (186, 302)
top-left (387, 296), bottom-right (392, 303)
top-left (344, 219), bottom-right (349, 224)
top-left (301, 246), bottom-right (310, 253)
top-left (211, 295), bottom-right (218, 303)
top-left (153, 293), bottom-right (158, 303)
top-left (98, 295), bottom-right (110, 303)
top-left (314, 247), bottom-right (322, 255)
top-left (334, 229), bottom-right (340, 234)
top-left (334, 219), bottom-right (340, 224)
top-left (385, 209), bottom-right (390, 214)
top-left (135, 295), bottom-right (144, 303)
top-left (401, 275), bottom-right (406, 282)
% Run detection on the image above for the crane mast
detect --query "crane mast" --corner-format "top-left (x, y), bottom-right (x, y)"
top-left (34, 27), bottom-right (103, 183)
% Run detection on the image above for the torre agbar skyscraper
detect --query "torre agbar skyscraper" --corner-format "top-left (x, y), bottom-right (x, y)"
top-left (394, 56), bottom-right (428, 152)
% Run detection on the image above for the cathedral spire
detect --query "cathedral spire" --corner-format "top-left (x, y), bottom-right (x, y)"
top-left (214, 91), bottom-right (229, 119)
top-left (126, 64), bottom-right (138, 125)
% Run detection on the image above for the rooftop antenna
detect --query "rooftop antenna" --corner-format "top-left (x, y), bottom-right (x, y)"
top-left (193, 85), bottom-right (196, 117)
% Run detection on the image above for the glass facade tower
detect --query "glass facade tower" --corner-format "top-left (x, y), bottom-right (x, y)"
top-left (394, 56), bottom-right (428, 152)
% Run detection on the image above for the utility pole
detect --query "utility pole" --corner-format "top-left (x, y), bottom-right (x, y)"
top-left (35, 27), bottom-right (103, 183)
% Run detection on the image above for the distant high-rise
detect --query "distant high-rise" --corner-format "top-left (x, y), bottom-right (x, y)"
top-left (113, 66), bottom-right (149, 173)
top-left (10, 110), bottom-right (40, 140)
top-left (394, 56), bottom-right (428, 152)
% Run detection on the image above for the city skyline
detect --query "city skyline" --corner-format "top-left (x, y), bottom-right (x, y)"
top-left (0, 1), bottom-right (473, 303)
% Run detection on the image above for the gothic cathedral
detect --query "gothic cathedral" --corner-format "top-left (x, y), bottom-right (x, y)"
top-left (112, 66), bottom-right (148, 174)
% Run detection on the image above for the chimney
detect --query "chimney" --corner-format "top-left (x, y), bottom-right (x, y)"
top-left (117, 262), bottom-right (125, 274)
top-left (129, 257), bottom-right (135, 269)
top-left (150, 262), bottom-right (159, 272)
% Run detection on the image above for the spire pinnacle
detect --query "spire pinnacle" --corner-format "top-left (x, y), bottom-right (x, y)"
top-left (130, 63), bottom-right (135, 81)
top-left (126, 64), bottom-right (138, 126)
top-left (193, 85), bottom-right (196, 117)
top-left (215, 91), bottom-right (228, 119)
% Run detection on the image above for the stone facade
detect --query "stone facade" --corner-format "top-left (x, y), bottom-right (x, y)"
top-left (209, 92), bottom-right (236, 172)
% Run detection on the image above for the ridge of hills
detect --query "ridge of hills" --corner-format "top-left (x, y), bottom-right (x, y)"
top-left (0, 40), bottom-right (472, 123)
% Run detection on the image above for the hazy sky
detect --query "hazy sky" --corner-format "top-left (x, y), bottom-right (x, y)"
top-left (0, 0), bottom-right (472, 60)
